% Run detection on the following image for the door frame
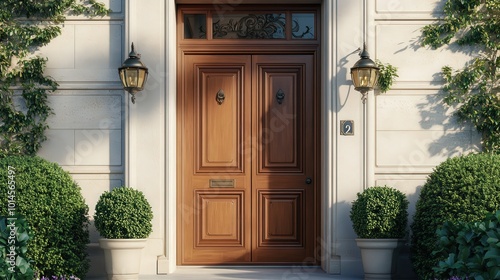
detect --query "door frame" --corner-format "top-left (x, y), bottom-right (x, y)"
top-left (159, 0), bottom-right (342, 274)
top-left (176, 4), bottom-right (321, 266)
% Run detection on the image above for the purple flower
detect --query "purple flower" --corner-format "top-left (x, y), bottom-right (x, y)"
top-left (39, 276), bottom-right (80, 280)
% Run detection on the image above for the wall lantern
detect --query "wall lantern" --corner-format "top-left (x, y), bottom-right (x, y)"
top-left (118, 43), bottom-right (148, 104)
top-left (350, 44), bottom-right (379, 103)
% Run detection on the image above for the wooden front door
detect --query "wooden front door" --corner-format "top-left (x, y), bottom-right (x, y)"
top-left (178, 53), bottom-right (318, 264)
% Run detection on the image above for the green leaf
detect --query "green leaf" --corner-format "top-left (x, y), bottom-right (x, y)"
top-left (484, 248), bottom-right (500, 259)
top-left (0, 0), bottom-right (110, 157)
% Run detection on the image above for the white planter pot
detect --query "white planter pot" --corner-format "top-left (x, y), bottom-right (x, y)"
top-left (355, 239), bottom-right (401, 280)
top-left (99, 238), bottom-right (147, 280)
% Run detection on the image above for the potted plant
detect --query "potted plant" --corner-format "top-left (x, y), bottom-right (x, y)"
top-left (349, 186), bottom-right (409, 280)
top-left (94, 186), bottom-right (153, 280)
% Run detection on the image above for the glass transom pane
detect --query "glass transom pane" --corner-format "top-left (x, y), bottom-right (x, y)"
top-left (184, 14), bottom-right (207, 39)
top-left (292, 13), bottom-right (315, 39)
top-left (213, 14), bottom-right (286, 39)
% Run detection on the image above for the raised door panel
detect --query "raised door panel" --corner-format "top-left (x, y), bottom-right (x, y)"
top-left (258, 190), bottom-right (304, 246)
top-left (196, 69), bottom-right (243, 172)
top-left (256, 65), bottom-right (304, 173)
top-left (195, 190), bottom-right (244, 246)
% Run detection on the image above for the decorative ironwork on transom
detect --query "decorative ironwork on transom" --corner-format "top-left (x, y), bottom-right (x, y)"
top-left (180, 6), bottom-right (317, 41)
top-left (213, 14), bottom-right (286, 39)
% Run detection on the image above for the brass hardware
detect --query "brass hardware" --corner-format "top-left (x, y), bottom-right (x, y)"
top-left (216, 89), bottom-right (225, 105)
top-left (305, 177), bottom-right (312, 184)
top-left (210, 179), bottom-right (235, 188)
top-left (276, 89), bottom-right (285, 104)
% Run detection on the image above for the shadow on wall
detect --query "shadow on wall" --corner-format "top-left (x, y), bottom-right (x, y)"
top-left (337, 48), bottom-right (366, 112)
top-left (384, 0), bottom-right (481, 158)
top-left (417, 92), bottom-right (480, 158)
top-left (390, 36), bottom-right (481, 157)
top-left (416, 0), bottom-right (481, 156)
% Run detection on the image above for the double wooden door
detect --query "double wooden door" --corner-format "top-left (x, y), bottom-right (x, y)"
top-left (178, 54), bottom-right (318, 264)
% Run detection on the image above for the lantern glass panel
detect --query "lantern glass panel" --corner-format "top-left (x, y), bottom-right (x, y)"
top-left (127, 69), bottom-right (139, 87)
top-left (119, 69), bottom-right (127, 88)
top-left (369, 68), bottom-right (379, 87)
top-left (351, 68), bottom-right (379, 89)
top-left (358, 69), bottom-right (371, 87)
top-left (137, 69), bottom-right (147, 89)
top-left (351, 70), bottom-right (360, 88)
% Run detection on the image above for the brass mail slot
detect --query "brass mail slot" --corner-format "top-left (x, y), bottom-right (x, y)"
top-left (209, 179), bottom-right (235, 188)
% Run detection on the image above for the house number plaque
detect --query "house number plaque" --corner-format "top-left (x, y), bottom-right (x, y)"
top-left (340, 120), bottom-right (354, 135)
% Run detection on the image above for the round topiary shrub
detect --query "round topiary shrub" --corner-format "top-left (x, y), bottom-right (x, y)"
top-left (0, 156), bottom-right (90, 278)
top-left (350, 185), bottom-right (409, 239)
top-left (410, 153), bottom-right (500, 280)
top-left (94, 186), bottom-right (153, 239)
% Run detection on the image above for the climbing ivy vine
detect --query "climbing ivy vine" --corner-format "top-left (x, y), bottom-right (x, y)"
top-left (422, 0), bottom-right (500, 152)
top-left (376, 60), bottom-right (399, 93)
top-left (0, 0), bottom-right (109, 157)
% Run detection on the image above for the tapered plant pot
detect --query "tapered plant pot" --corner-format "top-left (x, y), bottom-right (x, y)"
top-left (99, 238), bottom-right (147, 280)
top-left (355, 239), bottom-right (400, 280)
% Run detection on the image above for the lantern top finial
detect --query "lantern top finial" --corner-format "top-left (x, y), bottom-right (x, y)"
top-left (359, 43), bottom-right (370, 59)
top-left (129, 42), bottom-right (140, 58)
top-left (351, 44), bottom-right (378, 72)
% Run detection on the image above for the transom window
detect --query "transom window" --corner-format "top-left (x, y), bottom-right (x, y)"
top-left (180, 6), bottom-right (318, 41)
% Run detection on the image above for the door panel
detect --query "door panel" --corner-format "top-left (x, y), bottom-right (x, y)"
top-left (181, 55), bottom-right (252, 264)
top-left (179, 54), bottom-right (316, 264)
top-left (195, 63), bottom-right (247, 172)
top-left (251, 55), bottom-right (315, 263)
top-left (195, 190), bottom-right (244, 246)
top-left (258, 190), bottom-right (304, 245)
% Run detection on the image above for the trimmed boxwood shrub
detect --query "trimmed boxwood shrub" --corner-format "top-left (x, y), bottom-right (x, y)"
top-left (0, 156), bottom-right (90, 278)
top-left (410, 153), bottom-right (500, 280)
top-left (94, 186), bottom-right (153, 239)
top-left (350, 186), bottom-right (408, 239)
